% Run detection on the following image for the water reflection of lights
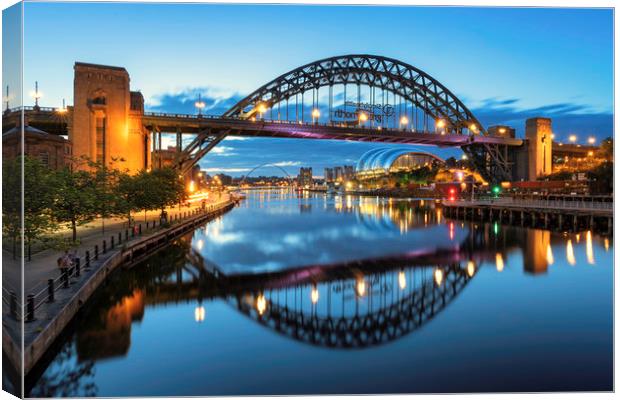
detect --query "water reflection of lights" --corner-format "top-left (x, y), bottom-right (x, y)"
top-left (256, 293), bottom-right (267, 316)
top-left (449, 222), bottom-right (455, 241)
top-left (604, 238), bottom-right (609, 252)
top-left (194, 305), bottom-right (205, 322)
top-left (311, 286), bottom-right (319, 304)
top-left (495, 253), bottom-right (504, 272)
top-left (586, 231), bottom-right (595, 265)
top-left (434, 268), bottom-right (444, 286)
top-left (196, 239), bottom-right (204, 251)
top-left (466, 261), bottom-right (475, 277)
top-left (398, 270), bottom-right (406, 290)
top-left (566, 239), bottom-right (576, 266)
top-left (356, 279), bottom-right (366, 297)
top-left (546, 244), bottom-right (554, 266)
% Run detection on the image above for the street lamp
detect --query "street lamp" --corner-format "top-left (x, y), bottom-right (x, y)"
top-left (31, 81), bottom-right (42, 109)
top-left (469, 123), bottom-right (478, 134)
top-left (311, 108), bottom-right (320, 124)
top-left (588, 136), bottom-right (596, 145)
top-left (195, 94), bottom-right (206, 116)
top-left (256, 102), bottom-right (267, 119)
top-left (358, 112), bottom-right (368, 126)
top-left (568, 134), bottom-right (577, 143)
top-left (57, 99), bottom-right (67, 114)
top-left (399, 116), bottom-right (409, 130)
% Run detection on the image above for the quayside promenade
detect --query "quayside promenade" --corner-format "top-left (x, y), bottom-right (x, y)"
top-left (2, 197), bottom-right (236, 376)
top-left (442, 195), bottom-right (613, 233)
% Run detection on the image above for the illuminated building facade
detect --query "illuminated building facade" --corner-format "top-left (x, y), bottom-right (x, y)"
top-left (72, 62), bottom-right (150, 172)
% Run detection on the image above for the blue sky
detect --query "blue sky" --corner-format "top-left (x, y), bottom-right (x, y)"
top-left (8, 3), bottom-right (615, 176)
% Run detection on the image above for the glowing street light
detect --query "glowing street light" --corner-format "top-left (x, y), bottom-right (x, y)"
top-left (311, 285), bottom-right (319, 304)
top-left (461, 154), bottom-right (468, 160)
top-left (356, 278), bottom-right (366, 297)
top-left (568, 134), bottom-right (577, 143)
top-left (195, 94), bottom-right (206, 116)
top-left (434, 268), bottom-right (444, 286)
top-left (399, 116), bottom-right (409, 127)
top-left (311, 108), bottom-right (320, 124)
top-left (436, 119), bottom-right (446, 129)
top-left (57, 98), bottom-right (67, 114)
top-left (398, 270), bottom-right (406, 290)
top-left (194, 304), bottom-right (205, 322)
top-left (588, 136), bottom-right (596, 145)
top-left (256, 102), bottom-right (267, 119)
top-left (256, 293), bottom-right (267, 316)
top-left (358, 112), bottom-right (368, 126)
top-left (469, 123), bottom-right (478, 133)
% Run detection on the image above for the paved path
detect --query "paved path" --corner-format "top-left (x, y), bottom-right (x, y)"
top-left (2, 193), bottom-right (230, 294)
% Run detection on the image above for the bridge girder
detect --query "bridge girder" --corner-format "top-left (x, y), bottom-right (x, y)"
top-left (224, 54), bottom-right (486, 135)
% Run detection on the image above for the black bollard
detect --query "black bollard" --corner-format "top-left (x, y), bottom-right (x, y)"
top-left (47, 279), bottom-right (55, 302)
top-left (118, 232), bottom-right (122, 244)
top-left (103, 240), bottom-right (107, 254)
top-left (139, 224), bottom-right (142, 234)
top-left (111, 236), bottom-right (115, 248)
top-left (75, 258), bottom-right (81, 277)
top-left (85, 250), bottom-right (91, 268)
top-left (26, 295), bottom-right (35, 322)
top-left (125, 229), bottom-right (129, 241)
top-left (10, 291), bottom-right (17, 318)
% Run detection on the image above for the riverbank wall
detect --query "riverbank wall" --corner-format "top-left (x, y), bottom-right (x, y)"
top-left (5, 200), bottom-right (236, 377)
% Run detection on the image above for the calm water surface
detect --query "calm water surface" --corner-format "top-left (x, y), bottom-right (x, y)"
top-left (28, 190), bottom-right (613, 396)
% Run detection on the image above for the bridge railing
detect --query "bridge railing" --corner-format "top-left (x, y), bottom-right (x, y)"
top-left (450, 196), bottom-right (613, 211)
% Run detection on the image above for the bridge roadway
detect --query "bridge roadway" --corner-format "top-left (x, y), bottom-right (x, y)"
top-left (3, 108), bottom-right (523, 147)
top-left (142, 112), bottom-right (524, 147)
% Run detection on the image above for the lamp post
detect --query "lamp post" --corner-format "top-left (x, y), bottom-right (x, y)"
top-left (33, 81), bottom-right (42, 110)
top-left (399, 116), bottom-right (409, 131)
top-left (195, 94), bottom-right (206, 117)
top-left (312, 108), bottom-right (320, 124)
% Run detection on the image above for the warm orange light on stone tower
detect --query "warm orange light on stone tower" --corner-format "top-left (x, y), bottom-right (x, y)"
top-left (525, 117), bottom-right (552, 179)
top-left (72, 62), bottom-right (150, 173)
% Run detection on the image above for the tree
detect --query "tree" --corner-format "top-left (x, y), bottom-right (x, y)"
top-left (23, 157), bottom-right (58, 260)
top-left (2, 157), bottom-right (22, 259)
top-left (51, 167), bottom-right (98, 243)
top-left (599, 137), bottom-right (613, 159)
top-left (587, 161), bottom-right (613, 194)
top-left (146, 167), bottom-right (187, 214)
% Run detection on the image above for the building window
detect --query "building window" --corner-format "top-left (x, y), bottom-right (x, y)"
top-left (96, 117), bottom-right (106, 164)
top-left (92, 96), bottom-right (106, 105)
top-left (38, 151), bottom-right (49, 167)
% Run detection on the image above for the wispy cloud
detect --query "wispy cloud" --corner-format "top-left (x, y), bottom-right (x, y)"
top-left (272, 161), bottom-right (301, 167)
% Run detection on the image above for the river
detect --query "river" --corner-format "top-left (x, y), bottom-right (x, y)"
top-left (27, 189), bottom-right (613, 396)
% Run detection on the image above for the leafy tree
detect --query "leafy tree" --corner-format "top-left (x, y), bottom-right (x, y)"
top-left (587, 161), bottom-right (613, 194)
top-left (23, 157), bottom-right (58, 260)
top-left (50, 167), bottom-right (98, 243)
top-left (599, 137), bottom-right (613, 159)
top-left (146, 167), bottom-right (187, 214)
top-left (2, 157), bottom-right (22, 259)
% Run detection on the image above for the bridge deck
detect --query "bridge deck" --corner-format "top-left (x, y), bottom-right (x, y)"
top-left (4, 108), bottom-right (523, 147)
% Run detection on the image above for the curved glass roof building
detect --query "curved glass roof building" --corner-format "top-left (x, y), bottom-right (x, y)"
top-left (356, 147), bottom-right (444, 178)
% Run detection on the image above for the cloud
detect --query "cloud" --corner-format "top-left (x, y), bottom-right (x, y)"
top-left (210, 146), bottom-right (237, 156)
top-left (146, 87), bottom-right (244, 115)
top-left (272, 161), bottom-right (301, 167)
top-left (472, 98), bottom-right (613, 140)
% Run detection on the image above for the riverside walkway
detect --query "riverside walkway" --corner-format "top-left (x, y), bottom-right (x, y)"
top-left (442, 196), bottom-right (613, 232)
top-left (2, 196), bottom-right (237, 376)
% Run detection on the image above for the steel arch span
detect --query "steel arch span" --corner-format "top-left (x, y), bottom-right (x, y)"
top-left (224, 54), bottom-right (485, 135)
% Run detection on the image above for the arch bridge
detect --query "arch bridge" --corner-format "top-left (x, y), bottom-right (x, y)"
top-left (4, 55), bottom-right (523, 182)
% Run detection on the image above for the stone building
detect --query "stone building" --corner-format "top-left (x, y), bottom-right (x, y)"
top-left (2, 118), bottom-right (72, 169)
top-left (72, 62), bottom-right (150, 173)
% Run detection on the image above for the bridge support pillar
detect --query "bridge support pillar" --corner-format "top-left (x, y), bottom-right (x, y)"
top-left (608, 218), bottom-right (613, 235)
top-left (558, 214), bottom-right (563, 230)
top-left (573, 215), bottom-right (578, 231)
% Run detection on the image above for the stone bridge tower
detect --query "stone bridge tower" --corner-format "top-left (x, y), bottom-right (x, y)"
top-left (72, 62), bottom-right (150, 172)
